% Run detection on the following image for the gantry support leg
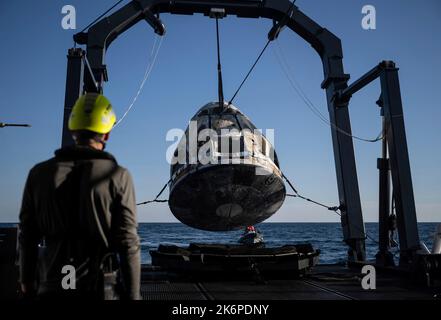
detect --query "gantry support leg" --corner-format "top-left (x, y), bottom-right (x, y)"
top-left (61, 48), bottom-right (84, 147)
top-left (380, 62), bottom-right (420, 265)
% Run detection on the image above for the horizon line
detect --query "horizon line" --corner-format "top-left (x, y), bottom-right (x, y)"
top-left (1, 221), bottom-right (440, 224)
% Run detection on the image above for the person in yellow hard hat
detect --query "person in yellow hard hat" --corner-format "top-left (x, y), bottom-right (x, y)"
top-left (68, 93), bottom-right (116, 149)
top-left (18, 93), bottom-right (140, 300)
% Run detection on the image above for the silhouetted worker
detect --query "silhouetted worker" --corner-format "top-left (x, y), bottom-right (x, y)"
top-left (18, 93), bottom-right (140, 300)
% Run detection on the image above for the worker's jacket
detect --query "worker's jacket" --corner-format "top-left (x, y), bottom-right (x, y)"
top-left (18, 145), bottom-right (140, 299)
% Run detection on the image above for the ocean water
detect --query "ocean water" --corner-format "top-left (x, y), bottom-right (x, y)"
top-left (138, 222), bottom-right (439, 264)
top-left (2, 222), bottom-right (438, 264)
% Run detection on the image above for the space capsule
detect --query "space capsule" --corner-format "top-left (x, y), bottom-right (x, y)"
top-left (168, 102), bottom-right (286, 231)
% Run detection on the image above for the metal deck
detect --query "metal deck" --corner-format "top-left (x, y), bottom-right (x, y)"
top-left (140, 264), bottom-right (439, 300)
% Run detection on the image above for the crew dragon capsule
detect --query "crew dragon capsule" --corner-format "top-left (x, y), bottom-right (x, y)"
top-left (168, 102), bottom-right (286, 231)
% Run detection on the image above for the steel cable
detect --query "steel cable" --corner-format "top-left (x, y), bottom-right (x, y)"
top-left (114, 35), bottom-right (163, 128)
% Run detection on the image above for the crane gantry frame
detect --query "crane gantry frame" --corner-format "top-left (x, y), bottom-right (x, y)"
top-left (61, 0), bottom-right (421, 265)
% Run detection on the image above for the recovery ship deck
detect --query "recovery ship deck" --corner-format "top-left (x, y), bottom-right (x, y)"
top-left (1, 228), bottom-right (439, 300)
top-left (140, 264), bottom-right (439, 300)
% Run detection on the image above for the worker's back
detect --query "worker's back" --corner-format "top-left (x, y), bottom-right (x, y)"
top-left (19, 145), bottom-right (140, 299)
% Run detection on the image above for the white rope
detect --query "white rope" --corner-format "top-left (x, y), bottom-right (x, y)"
top-left (273, 40), bottom-right (382, 143)
top-left (114, 35), bottom-right (164, 128)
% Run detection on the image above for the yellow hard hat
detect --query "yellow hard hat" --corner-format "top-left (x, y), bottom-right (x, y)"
top-left (68, 93), bottom-right (116, 134)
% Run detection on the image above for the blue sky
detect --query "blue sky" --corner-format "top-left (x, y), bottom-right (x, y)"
top-left (1, 0), bottom-right (440, 223)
